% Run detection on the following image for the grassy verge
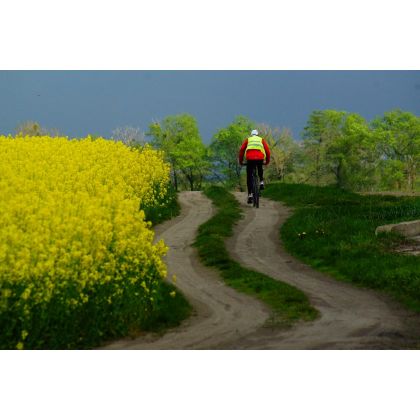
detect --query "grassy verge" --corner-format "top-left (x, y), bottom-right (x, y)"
top-left (194, 186), bottom-right (318, 328)
top-left (263, 183), bottom-right (420, 312)
top-left (1, 272), bottom-right (192, 350)
top-left (129, 280), bottom-right (192, 337)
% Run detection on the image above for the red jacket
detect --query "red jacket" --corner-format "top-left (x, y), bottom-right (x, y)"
top-left (239, 138), bottom-right (271, 165)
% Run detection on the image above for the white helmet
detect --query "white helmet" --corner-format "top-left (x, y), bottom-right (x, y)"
top-left (251, 129), bottom-right (258, 136)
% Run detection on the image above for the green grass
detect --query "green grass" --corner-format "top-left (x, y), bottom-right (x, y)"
top-left (263, 182), bottom-right (420, 312)
top-left (129, 280), bottom-right (192, 337)
top-left (0, 272), bottom-right (192, 350)
top-left (194, 186), bottom-right (318, 328)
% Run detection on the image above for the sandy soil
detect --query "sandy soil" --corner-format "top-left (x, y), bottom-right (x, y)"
top-left (103, 191), bottom-right (420, 350)
top-left (103, 191), bottom-right (269, 349)
top-left (226, 192), bottom-right (420, 349)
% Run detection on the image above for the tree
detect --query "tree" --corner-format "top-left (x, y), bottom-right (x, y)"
top-left (302, 110), bottom-right (379, 189)
top-left (146, 114), bottom-right (209, 191)
top-left (15, 121), bottom-right (62, 137)
top-left (257, 124), bottom-right (301, 182)
top-left (325, 113), bottom-right (376, 189)
top-left (339, 113), bottom-right (377, 191)
top-left (172, 135), bottom-right (210, 191)
top-left (371, 110), bottom-right (420, 191)
top-left (209, 116), bottom-right (254, 191)
top-left (302, 110), bottom-right (349, 186)
top-left (111, 126), bottom-right (145, 147)
top-left (15, 121), bottom-right (43, 136)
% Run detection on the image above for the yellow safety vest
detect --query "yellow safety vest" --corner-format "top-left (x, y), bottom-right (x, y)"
top-left (245, 135), bottom-right (266, 159)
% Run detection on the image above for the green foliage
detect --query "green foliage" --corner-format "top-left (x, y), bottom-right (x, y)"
top-left (257, 124), bottom-right (303, 183)
top-left (0, 267), bottom-right (191, 350)
top-left (302, 110), bottom-right (375, 189)
top-left (377, 159), bottom-right (406, 191)
top-left (302, 110), bottom-right (344, 185)
top-left (264, 183), bottom-right (420, 312)
top-left (146, 109), bottom-right (418, 194)
top-left (146, 114), bottom-right (210, 191)
top-left (195, 186), bottom-right (318, 327)
top-left (301, 109), bottom-right (420, 192)
top-left (339, 113), bottom-right (378, 190)
top-left (209, 116), bottom-right (255, 190)
top-left (371, 109), bottom-right (420, 191)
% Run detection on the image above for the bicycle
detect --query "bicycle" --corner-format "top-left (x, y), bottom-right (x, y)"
top-left (243, 162), bottom-right (260, 208)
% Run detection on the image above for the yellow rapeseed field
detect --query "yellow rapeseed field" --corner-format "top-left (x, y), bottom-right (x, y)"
top-left (0, 135), bottom-right (172, 348)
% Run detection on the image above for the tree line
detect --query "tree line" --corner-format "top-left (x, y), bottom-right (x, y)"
top-left (11, 109), bottom-right (420, 192)
top-left (145, 110), bottom-right (419, 192)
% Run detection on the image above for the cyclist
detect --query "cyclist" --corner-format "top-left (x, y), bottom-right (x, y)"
top-left (239, 129), bottom-right (271, 203)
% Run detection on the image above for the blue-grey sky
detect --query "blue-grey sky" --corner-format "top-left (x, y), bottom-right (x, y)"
top-left (0, 71), bottom-right (419, 143)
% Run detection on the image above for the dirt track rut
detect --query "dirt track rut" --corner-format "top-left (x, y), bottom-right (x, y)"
top-left (104, 191), bottom-right (420, 349)
top-left (227, 193), bottom-right (420, 349)
top-left (104, 191), bottom-right (269, 349)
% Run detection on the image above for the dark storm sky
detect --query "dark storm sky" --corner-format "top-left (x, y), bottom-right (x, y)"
top-left (0, 71), bottom-right (419, 142)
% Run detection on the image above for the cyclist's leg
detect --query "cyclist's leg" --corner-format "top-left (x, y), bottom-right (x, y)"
top-left (255, 160), bottom-right (264, 190)
top-left (246, 161), bottom-right (255, 195)
top-left (257, 160), bottom-right (264, 182)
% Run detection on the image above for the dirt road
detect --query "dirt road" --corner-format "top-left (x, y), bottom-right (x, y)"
top-left (228, 193), bottom-right (420, 349)
top-left (104, 191), bottom-right (420, 349)
top-left (104, 192), bottom-right (269, 349)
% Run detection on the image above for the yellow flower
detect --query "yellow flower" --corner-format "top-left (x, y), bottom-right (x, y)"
top-left (21, 288), bottom-right (31, 300)
top-left (0, 135), bottom-right (172, 340)
top-left (16, 342), bottom-right (24, 350)
top-left (170, 291), bottom-right (176, 298)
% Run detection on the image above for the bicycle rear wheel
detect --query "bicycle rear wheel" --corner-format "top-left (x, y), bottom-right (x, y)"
top-left (252, 168), bottom-right (259, 208)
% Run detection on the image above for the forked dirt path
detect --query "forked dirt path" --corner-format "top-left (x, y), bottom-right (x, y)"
top-left (227, 192), bottom-right (420, 349)
top-left (103, 191), bottom-right (269, 349)
top-left (104, 191), bottom-right (420, 349)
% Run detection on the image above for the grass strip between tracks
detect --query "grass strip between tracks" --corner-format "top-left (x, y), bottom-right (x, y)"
top-left (195, 186), bottom-right (318, 328)
top-left (263, 183), bottom-right (420, 313)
